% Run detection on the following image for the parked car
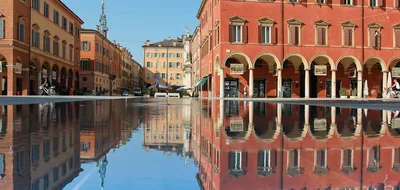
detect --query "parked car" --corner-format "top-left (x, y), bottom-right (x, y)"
top-left (122, 90), bottom-right (129, 96)
top-left (133, 88), bottom-right (142, 96)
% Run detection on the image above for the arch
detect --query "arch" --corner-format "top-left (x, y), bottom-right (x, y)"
top-left (222, 52), bottom-right (252, 69)
top-left (253, 53), bottom-right (282, 70)
top-left (282, 53), bottom-right (309, 70)
top-left (42, 61), bottom-right (50, 70)
top-left (336, 55), bottom-right (362, 71)
top-left (388, 57), bottom-right (400, 69)
top-left (283, 123), bottom-right (308, 141)
top-left (0, 54), bottom-right (8, 73)
top-left (68, 69), bottom-right (74, 77)
top-left (363, 56), bottom-right (387, 72)
top-left (253, 121), bottom-right (280, 142)
top-left (309, 54), bottom-right (335, 70)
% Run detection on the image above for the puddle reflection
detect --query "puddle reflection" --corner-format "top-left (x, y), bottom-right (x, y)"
top-left (0, 99), bottom-right (399, 189)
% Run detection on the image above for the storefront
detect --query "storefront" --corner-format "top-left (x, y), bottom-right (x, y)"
top-left (253, 79), bottom-right (266, 98)
top-left (224, 79), bottom-right (239, 98)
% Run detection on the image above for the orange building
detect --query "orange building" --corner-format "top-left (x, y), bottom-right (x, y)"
top-left (195, 0), bottom-right (400, 99)
top-left (195, 100), bottom-right (400, 190)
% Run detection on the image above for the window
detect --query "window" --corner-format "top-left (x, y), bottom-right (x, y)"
top-left (162, 62), bottom-right (166, 68)
top-left (228, 151), bottom-right (247, 174)
top-left (169, 72), bottom-right (173, 80)
top-left (342, 0), bottom-right (353, 5)
top-left (53, 40), bottom-right (59, 56)
top-left (154, 53), bottom-right (158, 57)
top-left (69, 47), bottom-right (73, 61)
top-left (69, 22), bottom-right (74, 34)
top-left (176, 53), bottom-right (181, 58)
top-left (169, 62), bottom-right (174, 68)
top-left (169, 53), bottom-right (174, 58)
top-left (232, 25), bottom-right (242, 43)
top-left (80, 142), bottom-right (90, 152)
top-left (154, 73), bottom-right (159, 80)
top-left (31, 180), bottom-right (40, 190)
top-left (261, 26), bottom-right (271, 43)
top-left (17, 151), bottom-right (25, 173)
top-left (343, 28), bottom-right (353, 46)
top-left (229, 16), bottom-right (247, 44)
top-left (62, 45), bottom-right (66, 58)
top-left (31, 144), bottom-right (40, 165)
top-left (43, 174), bottom-right (49, 190)
top-left (176, 62), bottom-right (181, 68)
top-left (342, 148), bottom-right (353, 169)
top-left (216, 24), bottom-right (220, 45)
top-left (146, 52), bottom-right (152, 58)
top-left (44, 2), bottom-right (49, 18)
top-left (316, 149), bottom-right (327, 168)
top-left (62, 17), bottom-right (67, 30)
top-left (161, 73), bottom-right (166, 79)
top-left (53, 167), bottom-right (59, 182)
top-left (81, 41), bottom-right (90, 51)
top-left (81, 59), bottom-right (90, 70)
top-left (288, 149), bottom-right (300, 168)
top-left (31, 30), bottom-right (40, 48)
top-left (314, 20), bottom-right (329, 46)
top-left (317, 0), bottom-right (326, 3)
top-left (53, 10), bottom-right (59, 25)
top-left (43, 35), bottom-right (50, 52)
top-left (76, 27), bottom-right (80, 38)
top-left (0, 19), bottom-right (4, 39)
top-left (61, 162), bottom-right (67, 176)
top-left (17, 22), bottom-right (25, 42)
top-left (161, 53), bottom-right (166, 58)
top-left (368, 23), bottom-right (382, 48)
top-left (176, 73), bottom-right (181, 79)
top-left (0, 154), bottom-right (4, 176)
top-left (32, 0), bottom-right (40, 11)
top-left (53, 137), bottom-right (59, 156)
top-left (146, 62), bottom-right (151, 68)
top-left (367, 146), bottom-right (380, 172)
top-left (257, 150), bottom-right (276, 175)
top-left (43, 140), bottom-right (50, 160)
top-left (146, 72), bottom-right (150, 79)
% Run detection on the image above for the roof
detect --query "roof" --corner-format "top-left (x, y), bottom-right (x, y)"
top-left (57, 0), bottom-right (84, 24)
top-left (196, 0), bottom-right (207, 19)
top-left (142, 38), bottom-right (184, 48)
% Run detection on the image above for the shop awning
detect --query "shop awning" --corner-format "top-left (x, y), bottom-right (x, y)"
top-left (195, 75), bottom-right (210, 88)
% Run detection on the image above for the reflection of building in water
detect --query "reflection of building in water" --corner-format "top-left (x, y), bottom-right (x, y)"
top-left (143, 101), bottom-right (192, 161)
top-left (0, 103), bottom-right (82, 190)
top-left (79, 100), bottom-right (122, 162)
top-left (195, 100), bottom-right (400, 190)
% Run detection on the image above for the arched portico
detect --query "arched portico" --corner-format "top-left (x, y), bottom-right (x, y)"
top-left (42, 62), bottom-right (50, 82)
top-left (68, 69), bottom-right (74, 88)
top-left (221, 52), bottom-right (252, 98)
top-left (51, 64), bottom-right (59, 85)
top-left (336, 56), bottom-right (363, 98)
top-left (60, 67), bottom-right (67, 88)
top-left (75, 71), bottom-right (80, 90)
top-left (252, 53), bottom-right (281, 97)
top-left (309, 54), bottom-right (337, 98)
top-left (30, 58), bottom-right (39, 95)
top-left (363, 57), bottom-right (387, 98)
top-left (388, 57), bottom-right (400, 98)
top-left (281, 54), bottom-right (309, 98)
top-left (0, 54), bottom-right (8, 95)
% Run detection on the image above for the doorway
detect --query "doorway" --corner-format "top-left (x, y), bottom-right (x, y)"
top-left (282, 78), bottom-right (292, 98)
top-left (253, 79), bottom-right (266, 98)
top-left (326, 79), bottom-right (342, 98)
top-left (224, 79), bottom-right (239, 97)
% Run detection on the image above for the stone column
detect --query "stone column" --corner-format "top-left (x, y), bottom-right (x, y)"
top-left (277, 69), bottom-right (282, 98)
top-left (382, 71), bottom-right (388, 98)
top-left (249, 69), bottom-right (254, 98)
top-left (305, 69), bottom-right (310, 98)
top-left (249, 101), bottom-right (254, 125)
top-left (305, 105), bottom-right (310, 125)
top-left (219, 69), bottom-right (224, 98)
top-left (357, 71), bottom-right (363, 98)
top-left (331, 70), bottom-right (337, 98)
top-left (22, 68), bottom-right (29, 95)
top-left (6, 64), bottom-right (15, 96)
top-left (277, 103), bottom-right (282, 125)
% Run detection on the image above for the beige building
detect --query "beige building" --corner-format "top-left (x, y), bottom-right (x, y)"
top-left (142, 37), bottom-right (185, 88)
top-left (191, 27), bottom-right (201, 91)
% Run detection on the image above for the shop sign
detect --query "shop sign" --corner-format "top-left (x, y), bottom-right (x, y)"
top-left (230, 64), bottom-right (244, 75)
top-left (392, 68), bottom-right (400, 78)
top-left (230, 119), bottom-right (244, 132)
top-left (314, 65), bottom-right (327, 76)
top-left (314, 119), bottom-right (327, 131)
top-left (15, 62), bottom-right (22, 74)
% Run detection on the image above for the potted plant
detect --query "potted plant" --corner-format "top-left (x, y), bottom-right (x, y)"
top-left (339, 88), bottom-right (347, 99)
top-left (350, 88), bottom-right (357, 99)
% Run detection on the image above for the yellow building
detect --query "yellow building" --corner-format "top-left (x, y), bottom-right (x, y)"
top-left (142, 37), bottom-right (185, 88)
top-left (30, 0), bottom-right (84, 94)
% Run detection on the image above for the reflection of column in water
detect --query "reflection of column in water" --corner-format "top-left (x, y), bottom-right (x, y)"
top-left (305, 105), bottom-right (309, 125)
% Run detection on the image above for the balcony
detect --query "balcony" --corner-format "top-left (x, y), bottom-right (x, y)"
top-left (287, 166), bottom-right (304, 177)
top-left (314, 166), bottom-right (329, 176)
top-left (257, 167), bottom-right (274, 176)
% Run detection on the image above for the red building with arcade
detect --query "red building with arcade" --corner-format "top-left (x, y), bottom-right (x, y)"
top-left (195, 0), bottom-right (400, 99)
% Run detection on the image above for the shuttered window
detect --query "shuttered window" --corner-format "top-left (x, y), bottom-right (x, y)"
top-left (394, 147), bottom-right (400, 164)
top-left (395, 30), bottom-right (400, 48)
top-left (343, 28), bottom-right (353, 46)
top-left (316, 149), bottom-right (327, 167)
top-left (17, 22), bottom-right (25, 42)
top-left (231, 25), bottom-right (243, 43)
top-left (317, 27), bottom-right (327, 45)
top-left (342, 149), bottom-right (352, 167)
top-left (44, 2), bottom-right (49, 18)
top-left (0, 19), bottom-right (4, 39)
top-left (288, 149), bottom-right (299, 167)
top-left (32, 0), bottom-right (40, 11)
top-left (289, 26), bottom-right (300, 45)
top-left (369, 29), bottom-right (380, 48)
top-left (31, 30), bottom-right (40, 48)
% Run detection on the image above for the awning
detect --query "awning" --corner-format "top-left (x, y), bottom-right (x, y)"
top-left (195, 75), bottom-right (210, 88)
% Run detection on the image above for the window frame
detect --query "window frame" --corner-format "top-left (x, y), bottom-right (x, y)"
top-left (341, 21), bottom-right (356, 47)
top-left (229, 16), bottom-right (246, 44)
top-left (367, 22), bottom-right (382, 49)
top-left (314, 20), bottom-right (330, 46)
top-left (287, 19), bottom-right (303, 46)
top-left (393, 23), bottom-right (400, 48)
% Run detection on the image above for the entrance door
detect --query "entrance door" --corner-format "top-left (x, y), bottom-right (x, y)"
top-left (224, 79), bottom-right (239, 97)
top-left (326, 80), bottom-right (342, 98)
top-left (282, 79), bottom-right (292, 98)
top-left (253, 79), bottom-right (266, 98)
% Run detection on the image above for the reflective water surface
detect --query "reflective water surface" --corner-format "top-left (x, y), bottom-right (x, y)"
top-left (0, 99), bottom-right (399, 190)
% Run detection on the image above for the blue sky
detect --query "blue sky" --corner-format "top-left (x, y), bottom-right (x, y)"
top-left (62, 0), bottom-right (201, 65)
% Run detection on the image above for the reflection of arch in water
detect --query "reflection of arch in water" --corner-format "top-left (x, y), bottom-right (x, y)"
top-left (253, 118), bottom-right (280, 142)
top-left (224, 117), bottom-right (251, 142)
top-left (388, 124), bottom-right (400, 138)
top-left (283, 121), bottom-right (308, 141)
top-left (309, 118), bottom-right (334, 140)
top-left (336, 117), bottom-right (358, 139)
top-left (363, 121), bottom-right (384, 138)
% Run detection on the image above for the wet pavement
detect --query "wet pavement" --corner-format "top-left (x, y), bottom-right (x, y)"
top-left (0, 98), bottom-right (399, 189)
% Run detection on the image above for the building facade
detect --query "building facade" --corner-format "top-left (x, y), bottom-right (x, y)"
top-left (191, 26), bottom-right (201, 93)
top-left (0, 0), bottom-right (83, 95)
top-left (196, 0), bottom-right (400, 99)
top-left (131, 59), bottom-right (143, 89)
top-left (142, 37), bottom-right (185, 89)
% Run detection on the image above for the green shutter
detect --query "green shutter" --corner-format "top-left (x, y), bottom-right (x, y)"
top-left (0, 19), bottom-right (4, 38)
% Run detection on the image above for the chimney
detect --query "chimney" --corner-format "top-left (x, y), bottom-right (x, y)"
top-left (145, 40), bottom-right (150, 46)
top-left (96, 25), bottom-right (100, 32)
top-left (104, 31), bottom-right (107, 38)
